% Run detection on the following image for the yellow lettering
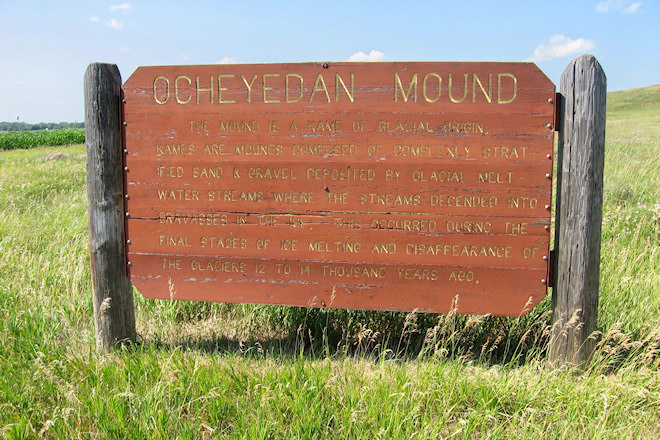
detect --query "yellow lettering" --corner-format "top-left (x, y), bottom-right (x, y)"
top-left (498, 73), bottom-right (518, 104)
top-left (191, 259), bottom-right (246, 273)
top-left (472, 73), bottom-right (492, 103)
top-left (217, 74), bottom-right (235, 103)
top-left (161, 258), bottom-right (182, 270)
top-left (285, 73), bottom-right (304, 103)
top-left (157, 189), bottom-right (199, 200)
top-left (153, 75), bottom-right (170, 104)
top-left (310, 74), bottom-right (330, 102)
top-left (196, 75), bottom-right (214, 104)
top-left (262, 74), bottom-right (280, 103)
top-left (241, 74), bottom-right (258, 102)
top-left (272, 191), bottom-right (313, 203)
top-left (394, 73), bottom-right (417, 102)
top-left (159, 235), bottom-right (191, 247)
top-left (448, 73), bottom-right (468, 103)
top-left (423, 73), bottom-right (442, 103)
top-left (175, 75), bottom-right (192, 104)
top-left (449, 270), bottom-right (476, 282)
top-left (397, 267), bottom-right (438, 281)
top-left (335, 73), bottom-right (354, 102)
top-left (321, 265), bottom-right (386, 278)
top-left (371, 243), bottom-right (397, 254)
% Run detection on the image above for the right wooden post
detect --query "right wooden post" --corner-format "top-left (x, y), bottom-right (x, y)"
top-left (549, 54), bottom-right (607, 366)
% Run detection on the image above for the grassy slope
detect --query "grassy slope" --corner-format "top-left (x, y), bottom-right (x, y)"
top-left (0, 85), bottom-right (658, 439)
top-left (599, 85), bottom-right (659, 333)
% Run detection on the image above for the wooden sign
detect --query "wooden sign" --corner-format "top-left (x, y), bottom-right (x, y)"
top-left (122, 62), bottom-right (555, 316)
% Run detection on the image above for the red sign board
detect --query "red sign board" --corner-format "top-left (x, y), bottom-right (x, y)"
top-left (122, 62), bottom-right (555, 315)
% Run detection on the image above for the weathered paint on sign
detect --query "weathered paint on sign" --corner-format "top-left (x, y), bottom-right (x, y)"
top-left (122, 62), bottom-right (555, 315)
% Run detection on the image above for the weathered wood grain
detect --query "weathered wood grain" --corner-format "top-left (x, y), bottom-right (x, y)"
top-left (550, 55), bottom-right (606, 366)
top-left (129, 254), bottom-right (548, 315)
top-left (85, 63), bottom-right (136, 351)
top-left (122, 62), bottom-right (556, 316)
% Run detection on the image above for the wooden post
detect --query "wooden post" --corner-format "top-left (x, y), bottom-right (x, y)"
top-left (549, 55), bottom-right (606, 366)
top-left (84, 63), bottom-right (136, 351)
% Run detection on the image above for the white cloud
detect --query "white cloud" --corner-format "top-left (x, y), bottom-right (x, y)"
top-left (527, 35), bottom-right (595, 62)
top-left (106, 19), bottom-right (123, 30)
top-left (347, 50), bottom-right (387, 62)
top-left (597, 1), bottom-right (642, 14)
top-left (89, 16), bottom-right (100, 22)
top-left (118, 47), bottom-right (132, 53)
top-left (216, 56), bottom-right (239, 64)
top-left (110, 3), bottom-right (132, 14)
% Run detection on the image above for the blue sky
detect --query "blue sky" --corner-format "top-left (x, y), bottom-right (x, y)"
top-left (1, 0), bottom-right (658, 122)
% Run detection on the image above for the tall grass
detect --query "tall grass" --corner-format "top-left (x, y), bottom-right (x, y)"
top-left (0, 85), bottom-right (659, 438)
top-left (599, 85), bottom-right (660, 337)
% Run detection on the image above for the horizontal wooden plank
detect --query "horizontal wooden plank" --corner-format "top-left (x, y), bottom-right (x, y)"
top-left (124, 112), bottom-right (554, 166)
top-left (124, 159), bottom-right (551, 188)
top-left (125, 184), bottom-right (551, 218)
top-left (128, 254), bottom-right (547, 315)
top-left (128, 211), bottom-right (550, 236)
top-left (126, 218), bottom-right (549, 269)
top-left (123, 62), bottom-right (555, 113)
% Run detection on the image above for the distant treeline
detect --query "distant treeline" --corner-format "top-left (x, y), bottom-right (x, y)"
top-left (0, 121), bottom-right (84, 132)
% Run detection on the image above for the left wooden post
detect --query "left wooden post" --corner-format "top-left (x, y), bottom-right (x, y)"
top-left (84, 63), bottom-right (136, 351)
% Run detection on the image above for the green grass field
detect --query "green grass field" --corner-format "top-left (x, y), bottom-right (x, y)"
top-left (0, 86), bottom-right (658, 439)
top-left (0, 128), bottom-right (85, 151)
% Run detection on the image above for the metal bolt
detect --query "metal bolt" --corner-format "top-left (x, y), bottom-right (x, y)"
top-left (323, 185), bottom-right (329, 192)
top-left (545, 205), bottom-right (551, 210)
top-left (124, 194), bottom-right (129, 199)
top-left (123, 149), bottom-right (128, 154)
top-left (543, 255), bottom-right (549, 261)
top-left (123, 121), bottom-right (127, 126)
top-left (548, 98), bottom-right (554, 104)
top-left (541, 279), bottom-right (547, 285)
top-left (545, 173), bottom-right (551, 179)
top-left (321, 301), bottom-right (326, 307)
top-left (546, 154), bottom-right (552, 159)
top-left (546, 123), bottom-right (552, 129)
top-left (126, 240), bottom-right (131, 245)
top-left (127, 261), bottom-right (132, 267)
top-left (125, 212), bottom-right (130, 217)
top-left (545, 225), bottom-right (550, 231)
top-left (124, 166), bottom-right (129, 172)
top-left (322, 63), bottom-right (329, 69)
